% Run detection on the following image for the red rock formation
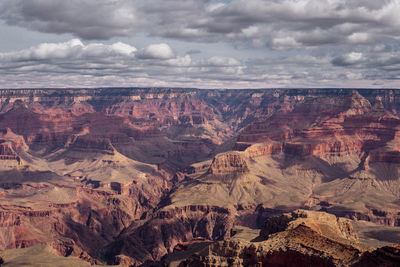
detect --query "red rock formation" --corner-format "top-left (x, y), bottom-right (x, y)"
top-left (239, 143), bottom-right (282, 157)
top-left (105, 205), bottom-right (235, 264)
top-left (355, 245), bottom-right (400, 267)
top-left (370, 150), bottom-right (400, 164)
top-left (180, 210), bottom-right (363, 267)
top-left (208, 152), bottom-right (249, 174)
top-left (1, 88), bottom-right (400, 265)
top-left (236, 91), bottom-right (400, 159)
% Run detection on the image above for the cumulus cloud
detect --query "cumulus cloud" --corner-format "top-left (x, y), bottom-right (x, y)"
top-left (347, 32), bottom-right (373, 44)
top-left (0, 39), bottom-right (252, 88)
top-left (270, 37), bottom-right (301, 50)
top-left (136, 43), bottom-right (175, 59)
top-left (206, 56), bottom-right (241, 67)
top-left (1, 38), bottom-right (399, 89)
top-left (0, 39), bottom-right (137, 62)
top-left (166, 55), bottom-right (192, 67)
top-left (332, 52), bottom-right (364, 66)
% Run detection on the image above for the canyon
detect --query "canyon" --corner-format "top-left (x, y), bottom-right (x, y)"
top-left (0, 88), bottom-right (400, 266)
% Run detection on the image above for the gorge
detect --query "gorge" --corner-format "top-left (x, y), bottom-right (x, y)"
top-left (0, 88), bottom-right (400, 266)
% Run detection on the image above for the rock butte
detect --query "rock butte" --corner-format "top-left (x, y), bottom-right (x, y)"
top-left (0, 88), bottom-right (400, 265)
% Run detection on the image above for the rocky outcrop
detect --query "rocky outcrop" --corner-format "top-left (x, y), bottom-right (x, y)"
top-left (369, 150), bottom-right (400, 164)
top-left (208, 152), bottom-right (249, 175)
top-left (180, 210), bottom-right (362, 267)
top-left (355, 245), bottom-right (400, 267)
top-left (104, 205), bottom-right (235, 264)
top-left (242, 143), bottom-right (282, 157)
top-left (67, 135), bottom-right (115, 155)
top-left (178, 210), bottom-right (400, 267)
top-left (49, 238), bottom-right (101, 264)
top-left (0, 170), bottom-right (174, 264)
top-left (236, 92), bottom-right (400, 158)
top-left (260, 210), bottom-right (358, 242)
top-left (0, 142), bottom-right (20, 162)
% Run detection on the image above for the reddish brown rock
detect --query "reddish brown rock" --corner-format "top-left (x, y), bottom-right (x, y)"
top-left (355, 245), bottom-right (400, 267)
top-left (1, 88), bottom-right (400, 265)
top-left (208, 152), bottom-right (249, 175)
top-left (180, 210), bottom-right (363, 267)
top-left (102, 205), bottom-right (236, 264)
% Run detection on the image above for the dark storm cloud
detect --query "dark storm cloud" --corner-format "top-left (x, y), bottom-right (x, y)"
top-left (1, 0), bottom-right (399, 46)
top-left (0, 0), bottom-right (140, 40)
top-left (199, 0), bottom-right (399, 48)
top-left (134, 0), bottom-right (400, 50)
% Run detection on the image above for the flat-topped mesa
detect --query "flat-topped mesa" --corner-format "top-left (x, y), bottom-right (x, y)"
top-left (208, 152), bottom-right (249, 175)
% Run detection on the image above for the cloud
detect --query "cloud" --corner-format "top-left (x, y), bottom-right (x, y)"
top-left (1, 0), bottom-right (400, 48)
top-left (0, 39), bottom-right (137, 62)
top-left (136, 43), bottom-right (175, 59)
top-left (0, 39), bottom-right (252, 88)
top-left (1, 38), bottom-right (399, 89)
top-left (166, 55), bottom-right (192, 67)
top-left (28, 39), bottom-right (84, 60)
top-left (0, 1), bottom-right (400, 88)
top-left (270, 37), bottom-right (301, 50)
top-left (347, 32), bottom-right (373, 43)
top-left (145, 0), bottom-right (400, 48)
top-left (332, 52), bottom-right (364, 66)
top-left (185, 49), bottom-right (202, 55)
top-left (0, 0), bottom-right (140, 40)
top-left (206, 56), bottom-right (241, 67)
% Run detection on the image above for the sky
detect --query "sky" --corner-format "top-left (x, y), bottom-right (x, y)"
top-left (0, 0), bottom-right (400, 89)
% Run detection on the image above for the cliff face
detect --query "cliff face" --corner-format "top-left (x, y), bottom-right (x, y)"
top-left (236, 91), bottom-right (399, 155)
top-left (104, 205), bottom-right (235, 264)
top-left (355, 245), bottom-right (400, 267)
top-left (180, 210), bottom-right (363, 267)
top-left (178, 210), bottom-right (400, 267)
top-left (1, 88), bottom-right (400, 265)
top-left (208, 152), bottom-right (249, 174)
